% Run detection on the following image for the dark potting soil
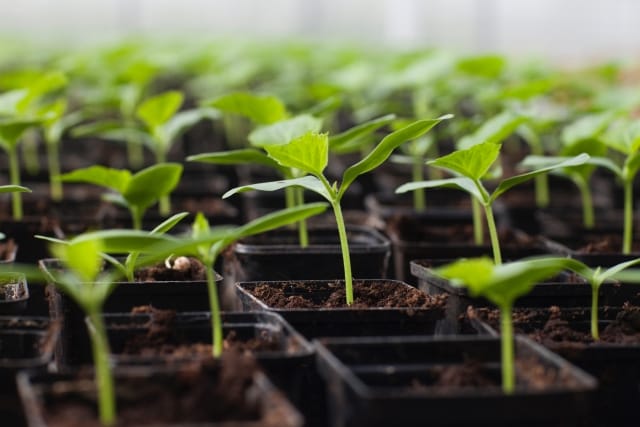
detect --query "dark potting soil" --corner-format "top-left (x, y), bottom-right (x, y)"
top-left (575, 234), bottom-right (640, 254)
top-left (40, 352), bottom-right (265, 427)
top-left (134, 257), bottom-right (207, 282)
top-left (248, 281), bottom-right (447, 309)
top-left (0, 238), bottom-right (17, 262)
top-left (121, 306), bottom-right (281, 359)
top-left (471, 304), bottom-right (640, 346)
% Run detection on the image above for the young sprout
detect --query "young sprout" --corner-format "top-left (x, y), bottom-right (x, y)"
top-left (520, 111), bottom-right (616, 229)
top-left (396, 142), bottom-right (588, 264)
top-left (223, 116), bottom-right (451, 305)
top-left (436, 256), bottom-right (576, 394)
top-left (60, 163), bottom-right (183, 230)
top-left (139, 203), bottom-right (328, 357)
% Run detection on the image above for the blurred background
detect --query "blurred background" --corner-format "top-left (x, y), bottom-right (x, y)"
top-left (0, 0), bottom-right (638, 65)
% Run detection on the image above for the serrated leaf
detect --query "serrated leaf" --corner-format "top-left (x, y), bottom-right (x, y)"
top-left (263, 131), bottom-right (328, 175)
top-left (137, 91), bottom-right (184, 130)
top-left (492, 153), bottom-right (590, 201)
top-left (396, 176), bottom-right (484, 203)
top-left (430, 141), bottom-right (501, 181)
top-left (61, 166), bottom-right (131, 194)
top-left (329, 114), bottom-right (395, 150)
top-left (249, 115), bottom-right (322, 147)
top-left (223, 175), bottom-right (332, 202)
top-left (124, 163), bottom-right (183, 210)
top-left (457, 112), bottom-right (526, 149)
top-left (206, 92), bottom-right (287, 124)
top-left (340, 115), bottom-right (452, 199)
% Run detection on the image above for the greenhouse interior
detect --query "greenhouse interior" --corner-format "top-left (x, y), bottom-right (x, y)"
top-left (2, 1), bottom-right (640, 426)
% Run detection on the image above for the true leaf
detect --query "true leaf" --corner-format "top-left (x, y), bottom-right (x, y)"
top-left (249, 114), bottom-right (322, 147)
top-left (429, 141), bottom-right (501, 181)
top-left (206, 92), bottom-right (287, 125)
top-left (136, 91), bottom-right (184, 129)
top-left (329, 114), bottom-right (395, 150)
top-left (562, 111), bottom-right (616, 146)
top-left (263, 131), bottom-right (329, 175)
top-left (61, 166), bottom-right (131, 194)
top-left (457, 112), bottom-right (526, 149)
top-left (123, 163), bottom-right (183, 210)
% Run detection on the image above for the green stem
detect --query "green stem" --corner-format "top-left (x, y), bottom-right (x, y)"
top-left (472, 197), bottom-right (484, 246)
top-left (332, 199), bottom-right (353, 306)
top-left (591, 284), bottom-right (599, 340)
top-left (87, 311), bottom-right (116, 426)
top-left (22, 130), bottom-right (40, 176)
top-left (623, 180), bottom-right (633, 254)
top-left (534, 174), bottom-right (549, 208)
top-left (157, 150), bottom-right (171, 216)
top-left (575, 176), bottom-right (594, 229)
top-left (130, 206), bottom-right (143, 230)
top-left (125, 117), bottom-right (144, 169)
top-left (284, 186), bottom-right (296, 229)
top-left (412, 158), bottom-right (426, 212)
top-left (206, 261), bottom-right (223, 357)
top-left (500, 304), bottom-right (515, 394)
top-left (295, 187), bottom-right (309, 248)
top-left (484, 203), bottom-right (502, 265)
top-left (47, 140), bottom-right (63, 201)
top-left (8, 147), bottom-right (23, 220)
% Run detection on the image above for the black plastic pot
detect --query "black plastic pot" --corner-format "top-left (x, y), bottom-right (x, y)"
top-left (0, 317), bottom-right (59, 427)
top-left (17, 365), bottom-right (304, 427)
top-left (474, 306), bottom-right (640, 427)
top-left (0, 273), bottom-right (29, 314)
top-left (235, 279), bottom-right (449, 338)
top-left (224, 225), bottom-right (391, 283)
top-left (40, 258), bottom-right (224, 366)
top-left (315, 335), bottom-right (596, 427)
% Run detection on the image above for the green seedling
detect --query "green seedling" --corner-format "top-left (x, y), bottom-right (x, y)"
top-left (223, 116), bottom-right (451, 305)
top-left (436, 256), bottom-right (577, 394)
top-left (520, 111), bottom-right (616, 229)
top-left (60, 163), bottom-right (183, 230)
top-left (136, 203), bottom-right (328, 357)
top-left (396, 142), bottom-right (588, 264)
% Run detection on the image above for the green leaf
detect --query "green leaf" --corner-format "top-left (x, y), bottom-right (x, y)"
top-left (0, 185), bottom-right (31, 194)
top-left (249, 114), bottom-right (322, 147)
top-left (500, 79), bottom-right (553, 101)
top-left (329, 114), bottom-right (395, 150)
top-left (584, 156), bottom-right (623, 178)
top-left (233, 202), bottom-right (328, 240)
top-left (339, 115), bottom-right (452, 199)
top-left (51, 238), bottom-right (103, 283)
top-left (562, 111), bottom-right (616, 146)
top-left (136, 91), bottom-right (184, 130)
top-left (625, 151), bottom-right (640, 179)
top-left (150, 212), bottom-right (189, 235)
top-left (187, 148), bottom-right (284, 171)
top-left (491, 153), bottom-right (590, 201)
top-left (430, 141), bottom-right (501, 181)
top-left (0, 118), bottom-right (42, 148)
top-left (457, 112), bottom-right (526, 149)
top-left (61, 166), bottom-right (131, 194)
top-left (263, 131), bottom-right (328, 175)
top-left (0, 89), bottom-right (28, 115)
top-left (206, 92), bottom-right (287, 125)
top-left (597, 258), bottom-right (640, 283)
top-left (437, 257), bottom-right (494, 291)
top-left (457, 55), bottom-right (506, 78)
top-left (163, 108), bottom-right (219, 142)
top-left (71, 230), bottom-right (176, 254)
top-left (304, 95), bottom-right (342, 117)
top-left (223, 175), bottom-right (332, 202)
top-left (124, 163), bottom-right (183, 210)
top-left (396, 176), bottom-right (483, 203)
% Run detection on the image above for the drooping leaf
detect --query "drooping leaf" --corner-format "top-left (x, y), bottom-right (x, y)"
top-left (339, 115), bottom-right (452, 198)
top-left (61, 165), bottom-right (131, 194)
top-left (395, 176), bottom-right (484, 203)
top-left (249, 114), bottom-right (322, 147)
top-left (233, 202), bottom-right (328, 240)
top-left (429, 141), bottom-right (501, 181)
top-left (457, 112), bottom-right (526, 149)
top-left (206, 92), bottom-right (287, 125)
top-left (491, 153), bottom-right (590, 201)
top-left (263, 131), bottom-right (329, 175)
top-left (223, 175), bottom-right (332, 202)
top-left (136, 91), bottom-right (184, 130)
top-left (187, 148), bottom-right (284, 171)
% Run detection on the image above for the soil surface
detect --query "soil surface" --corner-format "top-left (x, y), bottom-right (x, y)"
top-left (247, 280), bottom-right (447, 309)
top-left (470, 304), bottom-right (640, 347)
top-left (134, 257), bottom-right (207, 282)
top-left (38, 351), bottom-right (286, 427)
top-left (119, 306), bottom-right (282, 359)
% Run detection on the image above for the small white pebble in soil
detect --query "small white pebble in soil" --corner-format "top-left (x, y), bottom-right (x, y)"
top-left (172, 256), bottom-right (192, 272)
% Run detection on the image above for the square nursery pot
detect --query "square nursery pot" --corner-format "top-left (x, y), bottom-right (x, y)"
top-left (58, 310), bottom-right (315, 418)
top-left (410, 259), bottom-right (628, 331)
top-left (235, 279), bottom-right (449, 339)
top-left (17, 358), bottom-right (304, 427)
top-left (0, 317), bottom-right (60, 427)
top-left (224, 225), bottom-right (391, 284)
top-left (471, 305), bottom-right (640, 427)
top-left (0, 273), bottom-right (29, 315)
top-left (40, 258), bottom-right (224, 366)
top-left (314, 335), bottom-right (596, 427)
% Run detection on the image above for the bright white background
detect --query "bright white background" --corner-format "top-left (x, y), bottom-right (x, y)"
top-left (0, 0), bottom-right (638, 64)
